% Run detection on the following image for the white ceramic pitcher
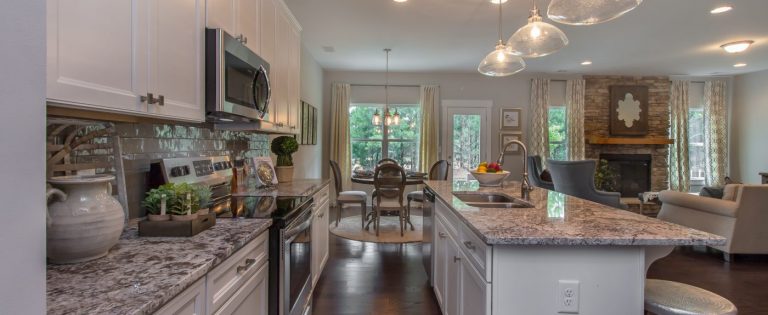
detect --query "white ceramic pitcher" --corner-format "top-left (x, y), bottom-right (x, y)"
top-left (46, 175), bottom-right (125, 264)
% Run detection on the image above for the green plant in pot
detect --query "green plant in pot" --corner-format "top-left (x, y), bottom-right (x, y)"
top-left (193, 184), bottom-right (212, 215)
top-left (142, 185), bottom-right (175, 221)
top-left (271, 136), bottom-right (299, 182)
top-left (163, 183), bottom-right (201, 221)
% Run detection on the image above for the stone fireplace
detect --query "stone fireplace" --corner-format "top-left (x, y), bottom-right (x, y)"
top-left (585, 76), bottom-right (671, 193)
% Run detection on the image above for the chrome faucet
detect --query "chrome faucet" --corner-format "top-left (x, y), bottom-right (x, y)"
top-left (496, 139), bottom-right (533, 201)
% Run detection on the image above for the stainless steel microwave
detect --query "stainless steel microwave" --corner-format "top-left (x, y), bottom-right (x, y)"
top-left (205, 28), bottom-right (271, 122)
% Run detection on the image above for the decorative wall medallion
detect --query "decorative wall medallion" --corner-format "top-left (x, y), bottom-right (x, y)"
top-left (610, 85), bottom-right (648, 136)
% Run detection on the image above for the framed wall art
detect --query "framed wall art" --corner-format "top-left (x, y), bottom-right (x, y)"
top-left (299, 101), bottom-right (317, 145)
top-left (500, 108), bottom-right (522, 131)
top-left (500, 132), bottom-right (523, 154)
top-left (609, 85), bottom-right (649, 136)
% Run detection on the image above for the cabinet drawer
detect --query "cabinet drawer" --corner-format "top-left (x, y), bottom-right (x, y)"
top-left (435, 200), bottom-right (461, 237)
top-left (207, 231), bottom-right (269, 313)
top-left (313, 185), bottom-right (330, 209)
top-left (459, 223), bottom-right (492, 282)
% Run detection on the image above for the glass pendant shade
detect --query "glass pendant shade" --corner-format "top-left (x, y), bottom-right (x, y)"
top-left (384, 111), bottom-right (393, 126)
top-left (547, 0), bottom-right (643, 25)
top-left (507, 9), bottom-right (568, 58)
top-left (478, 43), bottom-right (526, 77)
top-left (392, 109), bottom-right (401, 125)
top-left (372, 110), bottom-right (381, 125)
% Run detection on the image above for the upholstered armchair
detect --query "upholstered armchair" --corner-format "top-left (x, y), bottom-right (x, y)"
top-left (658, 184), bottom-right (768, 260)
top-left (527, 155), bottom-right (554, 190)
top-left (547, 159), bottom-right (628, 209)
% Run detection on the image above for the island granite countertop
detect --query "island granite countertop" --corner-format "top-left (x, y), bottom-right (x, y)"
top-left (233, 178), bottom-right (331, 197)
top-left (47, 218), bottom-right (272, 315)
top-left (424, 180), bottom-right (726, 246)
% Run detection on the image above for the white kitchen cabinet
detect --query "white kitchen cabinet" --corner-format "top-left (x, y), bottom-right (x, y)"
top-left (459, 250), bottom-right (491, 315)
top-left (206, 0), bottom-right (260, 53)
top-left (311, 186), bottom-right (330, 287)
top-left (444, 221), bottom-right (461, 315)
top-left (155, 279), bottom-right (207, 315)
top-left (46, 0), bottom-right (145, 113)
top-left (433, 216), bottom-right (448, 310)
top-left (259, 0), bottom-right (277, 123)
top-left (47, 0), bottom-right (204, 122)
top-left (213, 263), bottom-right (269, 315)
top-left (144, 0), bottom-right (205, 121)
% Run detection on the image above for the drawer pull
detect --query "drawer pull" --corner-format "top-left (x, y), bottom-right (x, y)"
top-left (453, 256), bottom-right (461, 263)
top-left (463, 241), bottom-right (476, 251)
top-left (438, 232), bottom-right (447, 239)
top-left (236, 258), bottom-right (257, 274)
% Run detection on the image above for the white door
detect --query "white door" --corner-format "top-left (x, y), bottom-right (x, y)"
top-left (146, 0), bottom-right (205, 121)
top-left (442, 101), bottom-right (491, 181)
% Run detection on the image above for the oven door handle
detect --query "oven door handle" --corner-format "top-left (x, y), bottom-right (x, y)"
top-left (284, 206), bottom-right (314, 241)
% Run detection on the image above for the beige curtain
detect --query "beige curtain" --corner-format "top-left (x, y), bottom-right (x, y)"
top-left (565, 79), bottom-right (585, 160)
top-left (669, 80), bottom-right (690, 192)
top-left (419, 85), bottom-right (440, 172)
top-left (330, 83), bottom-right (352, 190)
top-left (529, 78), bottom-right (550, 162)
top-left (703, 80), bottom-right (728, 186)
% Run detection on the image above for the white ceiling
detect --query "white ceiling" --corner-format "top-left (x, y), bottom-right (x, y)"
top-left (284, 0), bottom-right (768, 76)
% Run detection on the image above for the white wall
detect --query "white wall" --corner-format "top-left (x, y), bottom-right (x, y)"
top-left (0, 0), bottom-right (47, 313)
top-left (322, 71), bottom-right (580, 178)
top-left (731, 69), bottom-right (768, 183)
top-left (285, 45), bottom-right (325, 179)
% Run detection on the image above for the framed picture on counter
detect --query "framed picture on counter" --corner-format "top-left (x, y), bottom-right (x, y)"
top-left (500, 132), bottom-right (523, 154)
top-left (500, 108), bottom-right (522, 131)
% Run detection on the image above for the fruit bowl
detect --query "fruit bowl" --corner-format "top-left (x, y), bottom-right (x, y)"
top-left (469, 170), bottom-right (510, 187)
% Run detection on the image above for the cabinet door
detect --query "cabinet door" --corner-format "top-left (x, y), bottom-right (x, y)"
top-left (272, 9), bottom-right (290, 130)
top-left (146, 0), bottom-right (205, 121)
top-left (214, 263), bottom-right (269, 315)
top-left (287, 26), bottom-right (301, 133)
top-left (459, 251), bottom-right (491, 315)
top-left (319, 199), bottom-right (330, 274)
top-left (260, 0), bottom-right (276, 122)
top-left (445, 232), bottom-right (461, 315)
top-left (47, 0), bottom-right (144, 113)
top-left (433, 217), bottom-right (447, 310)
top-left (237, 0), bottom-right (260, 54)
top-left (205, 0), bottom-right (236, 35)
top-left (155, 279), bottom-right (206, 315)
top-left (311, 199), bottom-right (330, 286)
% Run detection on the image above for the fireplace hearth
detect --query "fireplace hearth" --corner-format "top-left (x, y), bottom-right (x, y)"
top-left (600, 154), bottom-right (652, 197)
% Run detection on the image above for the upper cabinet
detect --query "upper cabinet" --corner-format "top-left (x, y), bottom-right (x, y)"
top-left (206, 0), bottom-right (260, 54)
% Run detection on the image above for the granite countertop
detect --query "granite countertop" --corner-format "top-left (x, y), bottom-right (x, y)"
top-left (233, 178), bottom-right (331, 197)
top-left (424, 180), bottom-right (726, 246)
top-left (47, 218), bottom-right (272, 315)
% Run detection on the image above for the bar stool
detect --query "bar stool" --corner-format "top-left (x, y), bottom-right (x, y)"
top-left (645, 279), bottom-right (737, 315)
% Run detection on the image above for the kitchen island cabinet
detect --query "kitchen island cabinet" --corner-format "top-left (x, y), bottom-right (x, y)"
top-left (424, 180), bottom-right (725, 315)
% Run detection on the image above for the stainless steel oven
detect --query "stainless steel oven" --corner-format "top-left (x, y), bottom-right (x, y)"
top-left (205, 28), bottom-right (271, 122)
top-left (281, 207), bottom-right (313, 315)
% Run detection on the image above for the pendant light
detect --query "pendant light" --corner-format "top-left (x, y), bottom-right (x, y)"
top-left (374, 49), bottom-right (400, 127)
top-left (547, 0), bottom-right (643, 25)
top-left (507, 0), bottom-right (568, 58)
top-left (372, 110), bottom-right (381, 125)
top-left (478, 0), bottom-right (525, 77)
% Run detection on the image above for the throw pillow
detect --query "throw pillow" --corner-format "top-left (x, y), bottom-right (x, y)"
top-left (722, 184), bottom-right (740, 201)
top-left (540, 169), bottom-right (552, 182)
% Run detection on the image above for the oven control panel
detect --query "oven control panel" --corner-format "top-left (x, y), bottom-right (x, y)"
top-left (193, 160), bottom-right (214, 177)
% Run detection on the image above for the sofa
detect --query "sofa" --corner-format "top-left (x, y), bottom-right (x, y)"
top-left (658, 184), bottom-right (768, 260)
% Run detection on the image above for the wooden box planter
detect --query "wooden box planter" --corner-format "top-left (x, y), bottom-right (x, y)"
top-left (138, 213), bottom-right (216, 237)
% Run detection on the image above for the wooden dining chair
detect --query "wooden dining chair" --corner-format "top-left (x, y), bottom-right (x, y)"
top-left (369, 163), bottom-right (407, 236)
top-left (330, 160), bottom-right (368, 228)
top-left (406, 160), bottom-right (450, 230)
top-left (376, 158), bottom-right (398, 166)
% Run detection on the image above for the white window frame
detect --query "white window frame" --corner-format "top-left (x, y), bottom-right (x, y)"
top-left (349, 103), bottom-right (421, 171)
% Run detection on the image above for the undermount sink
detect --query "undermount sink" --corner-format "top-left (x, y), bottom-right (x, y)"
top-left (453, 192), bottom-right (534, 208)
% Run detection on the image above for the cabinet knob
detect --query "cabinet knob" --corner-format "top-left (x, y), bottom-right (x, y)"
top-left (453, 256), bottom-right (461, 263)
top-left (140, 93), bottom-right (157, 104)
top-left (235, 34), bottom-right (245, 43)
top-left (243, 36), bottom-right (248, 44)
top-left (438, 232), bottom-right (447, 239)
top-left (157, 95), bottom-right (165, 106)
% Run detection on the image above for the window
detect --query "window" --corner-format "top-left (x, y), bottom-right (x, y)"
top-left (548, 106), bottom-right (568, 161)
top-left (688, 108), bottom-right (706, 186)
top-left (349, 104), bottom-right (421, 172)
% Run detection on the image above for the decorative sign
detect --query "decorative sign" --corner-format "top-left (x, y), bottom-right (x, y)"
top-left (500, 108), bottom-right (522, 131)
top-left (610, 85), bottom-right (648, 136)
top-left (300, 101), bottom-right (317, 145)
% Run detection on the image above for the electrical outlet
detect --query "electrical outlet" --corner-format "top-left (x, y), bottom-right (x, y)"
top-left (557, 280), bottom-right (579, 314)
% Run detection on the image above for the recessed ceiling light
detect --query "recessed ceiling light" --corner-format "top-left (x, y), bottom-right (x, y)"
top-left (710, 6), bottom-right (733, 14)
top-left (733, 63), bottom-right (747, 68)
top-left (393, 0), bottom-right (407, 2)
top-left (721, 40), bottom-right (754, 53)
top-left (581, 60), bottom-right (592, 65)
top-left (490, 0), bottom-right (508, 3)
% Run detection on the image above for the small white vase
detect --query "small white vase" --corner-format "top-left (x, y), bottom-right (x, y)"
top-left (46, 175), bottom-right (125, 264)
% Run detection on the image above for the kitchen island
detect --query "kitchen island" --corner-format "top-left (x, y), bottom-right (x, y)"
top-left (47, 218), bottom-right (272, 315)
top-left (424, 180), bottom-right (725, 315)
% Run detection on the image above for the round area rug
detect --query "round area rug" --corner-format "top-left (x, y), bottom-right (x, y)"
top-left (330, 215), bottom-right (423, 243)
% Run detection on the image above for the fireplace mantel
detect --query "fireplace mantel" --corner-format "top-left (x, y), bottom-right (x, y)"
top-left (587, 136), bottom-right (674, 145)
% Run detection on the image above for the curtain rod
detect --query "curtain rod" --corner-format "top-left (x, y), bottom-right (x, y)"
top-left (351, 84), bottom-right (421, 88)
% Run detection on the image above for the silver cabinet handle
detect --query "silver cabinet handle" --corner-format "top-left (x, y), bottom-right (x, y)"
top-left (140, 93), bottom-right (157, 104)
top-left (438, 232), bottom-right (447, 239)
top-left (290, 125), bottom-right (296, 129)
top-left (243, 36), bottom-right (248, 44)
top-left (157, 94), bottom-right (164, 106)
top-left (453, 256), bottom-right (461, 263)
top-left (236, 258), bottom-right (257, 274)
top-left (463, 241), bottom-right (476, 251)
top-left (235, 34), bottom-right (245, 43)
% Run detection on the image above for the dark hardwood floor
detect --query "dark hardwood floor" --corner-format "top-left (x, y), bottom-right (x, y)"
top-left (313, 206), bottom-right (768, 314)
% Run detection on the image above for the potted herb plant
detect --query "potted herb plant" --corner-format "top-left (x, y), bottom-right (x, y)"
top-left (194, 184), bottom-right (212, 216)
top-left (142, 186), bottom-right (174, 221)
top-left (165, 183), bottom-right (200, 221)
top-left (271, 136), bottom-right (299, 182)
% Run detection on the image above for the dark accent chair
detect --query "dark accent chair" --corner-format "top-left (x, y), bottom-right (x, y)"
top-left (527, 155), bottom-right (554, 190)
top-left (406, 160), bottom-right (450, 230)
top-left (330, 160), bottom-right (368, 228)
top-left (547, 159), bottom-right (628, 209)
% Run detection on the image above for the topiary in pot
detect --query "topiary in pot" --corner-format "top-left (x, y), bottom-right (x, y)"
top-left (271, 136), bottom-right (299, 182)
top-left (142, 185), bottom-right (175, 221)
